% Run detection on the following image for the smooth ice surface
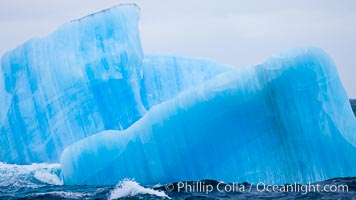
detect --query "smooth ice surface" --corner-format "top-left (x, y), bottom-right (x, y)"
top-left (0, 5), bottom-right (230, 164)
top-left (61, 47), bottom-right (356, 185)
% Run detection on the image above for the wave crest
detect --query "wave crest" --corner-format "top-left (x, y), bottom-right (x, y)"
top-left (109, 179), bottom-right (170, 199)
top-left (0, 162), bottom-right (62, 188)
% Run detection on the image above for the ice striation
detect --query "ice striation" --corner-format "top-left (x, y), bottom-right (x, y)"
top-left (0, 4), bottom-right (143, 164)
top-left (140, 54), bottom-right (231, 110)
top-left (61, 47), bottom-right (356, 185)
top-left (0, 4), bottom-right (355, 186)
top-left (0, 4), bottom-right (230, 164)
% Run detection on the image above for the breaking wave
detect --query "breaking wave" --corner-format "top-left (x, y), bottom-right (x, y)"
top-left (109, 179), bottom-right (170, 199)
top-left (0, 162), bottom-right (62, 188)
top-left (0, 162), bottom-right (354, 199)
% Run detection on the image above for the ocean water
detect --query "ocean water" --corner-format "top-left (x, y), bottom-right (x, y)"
top-left (351, 99), bottom-right (356, 116)
top-left (0, 163), bottom-right (355, 200)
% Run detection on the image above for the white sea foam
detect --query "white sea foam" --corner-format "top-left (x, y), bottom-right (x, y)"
top-left (31, 191), bottom-right (92, 199)
top-left (108, 179), bottom-right (170, 200)
top-left (0, 162), bottom-right (62, 187)
top-left (34, 170), bottom-right (63, 185)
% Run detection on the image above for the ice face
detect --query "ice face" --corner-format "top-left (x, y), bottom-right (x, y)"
top-left (0, 4), bottom-right (144, 164)
top-left (0, 5), bottom-right (230, 164)
top-left (61, 47), bottom-right (356, 185)
top-left (140, 54), bottom-right (231, 110)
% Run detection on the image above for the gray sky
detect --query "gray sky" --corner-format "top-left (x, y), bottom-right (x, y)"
top-left (0, 0), bottom-right (355, 97)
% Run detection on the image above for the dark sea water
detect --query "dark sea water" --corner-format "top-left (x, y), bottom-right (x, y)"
top-left (350, 99), bottom-right (356, 116)
top-left (0, 162), bottom-right (355, 200)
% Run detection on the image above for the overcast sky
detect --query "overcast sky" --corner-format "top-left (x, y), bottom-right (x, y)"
top-left (0, 0), bottom-right (355, 97)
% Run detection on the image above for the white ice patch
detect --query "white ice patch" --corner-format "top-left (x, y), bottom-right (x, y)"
top-left (108, 179), bottom-right (170, 200)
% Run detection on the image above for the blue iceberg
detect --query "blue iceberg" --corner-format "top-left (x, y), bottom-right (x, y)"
top-left (0, 5), bottom-right (229, 164)
top-left (0, 4), bottom-right (355, 186)
top-left (0, 4), bottom-right (144, 164)
top-left (61, 47), bottom-right (356, 185)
